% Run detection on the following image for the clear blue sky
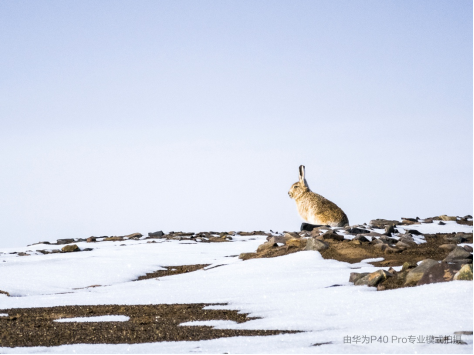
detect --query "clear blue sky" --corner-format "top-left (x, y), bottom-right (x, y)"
top-left (0, 0), bottom-right (472, 248)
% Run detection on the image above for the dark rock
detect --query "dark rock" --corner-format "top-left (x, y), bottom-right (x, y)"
top-left (321, 230), bottom-right (344, 241)
top-left (454, 264), bottom-right (473, 280)
top-left (438, 221), bottom-right (446, 225)
top-left (444, 247), bottom-right (473, 262)
top-left (347, 227), bottom-right (370, 235)
top-left (148, 231), bottom-right (164, 237)
top-left (87, 237), bottom-right (96, 243)
top-left (305, 238), bottom-right (329, 251)
top-left (406, 229), bottom-right (422, 235)
top-left (349, 272), bottom-right (369, 283)
top-left (353, 235), bottom-right (370, 243)
top-left (355, 270), bottom-right (392, 287)
top-left (463, 215), bottom-right (472, 219)
top-left (301, 223), bottom-right (328, 232)
top-left (57, 239), bottom-right (75, 245)
top-left (61, 244), bottom-right (79, 253)
top-left (463, 245), bottom-right (473, 252)
top-left (405, 259), bottom-right (439, 285)
top-left (82, 248), bottom-right (93, 252)
top-left (401, 217), bottom-right (418, 222)
top-left (417, 261), bottom-right (460, 286)
top-left (384, 225), bottom-right (395, 236)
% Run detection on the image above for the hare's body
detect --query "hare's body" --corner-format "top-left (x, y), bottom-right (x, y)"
top-left (289, 165), bottom-right (349, 227)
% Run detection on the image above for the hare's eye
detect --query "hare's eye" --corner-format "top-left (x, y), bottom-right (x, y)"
top-left (293, 186), bottom-right (298, 189)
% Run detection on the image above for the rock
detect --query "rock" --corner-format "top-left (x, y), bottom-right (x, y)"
top-left (405, 259), bottom-right (439, 285)
top-left (444, 235), bottom-right (467, 243)
top-left (352, 235), bottom-right (370, 243)
top-left (301, 223), bottom-right (328, 232)
top-left (380, 236), bottom-right (397, 244)
top-left (87, 237), bottom-right (96, 243)
top-left (57, 239), bottom-right (75, 245)
top-left (148, 231), bottom-right (164, 237)
top-left (369, 219), bottom-right (399, 227)
top-left (401, 261), bottom-right (417, 271)
top-left (417, 261), bottom-right (460, 286)
top-left (286, 238), bottom-right (307, 248)
top-left (399, 237), bottom-right (417, 247)
top-left (453, 264), bottom-right (473, 281)
top-left (444, 247), bottom-right (473, 263)
top-left (103, 236), bottom-right (124, 241)
top-left (422, 218), bottom-right (433, 224)
top-left (61, 244), bottom-right (79, 253)
top-left (238, 252), bottom-right (257, 260)
top-left (463, 245), bottom-right (473, 252)
top-left (438, 244), bottom-right (457, 251)
top-left (463, 215), bottom-right (473, 219)
top-left (267, 236), bottom-right (287, 245)
top-left (388, 267), bottom-right (397, 274)
top-left (347, 227), bottom-right (370, 235)
top-left (349, 272), bottom-right (369, 283)
top-left (395, 242), bottom-right (409, 250)
top-left (284, 232), bottom-right (301, 239)
top-left (438, 221), bottom-right (446, 225)
top-left (384, 246), bottom-right (401, 254)
top-left (401, 220), bottom-right (417, 225)
top-left (406, 229), bottom-right (422, 235)
top-left (124, 233), bottom-right (142, 239)
top-left (305, 238), bottom-right (329, 251)
top-left (321, 230), bottom-right (344, 241)
top-left (0, 290), bottom-right (10, 297)
top-left (384, 225), bottom-right (395, 236)
top-left (257, 242), bottom-right (277, 253)
top-left (17, 252), bottom-right (29, 256)
top-left (439, 215), bottom-right (457, 221)
top-left (354, 270), bottom-right (392, 287)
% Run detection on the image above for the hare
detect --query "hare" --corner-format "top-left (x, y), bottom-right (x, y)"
top-left (288, 165), bottom-right (349, 227)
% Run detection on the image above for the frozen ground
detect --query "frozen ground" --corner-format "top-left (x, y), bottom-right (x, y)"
top-left (0, 221), bottom-right (472, 353)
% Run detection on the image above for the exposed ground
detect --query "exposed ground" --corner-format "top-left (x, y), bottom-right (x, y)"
top-left (0, 304), bottom-right (295, 347)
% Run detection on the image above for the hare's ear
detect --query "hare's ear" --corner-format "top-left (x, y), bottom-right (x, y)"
top-left (299, 165), bottom-right (308, 187)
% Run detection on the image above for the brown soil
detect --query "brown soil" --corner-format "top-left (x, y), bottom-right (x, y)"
top-left (319, 233), bottom-right (472, 267)
top-left (0, 304), bottom-right (295, 347)
top-left (241, 233), bottom-right (473, 269)
top-left (135, 265), bottom-right (210, 281)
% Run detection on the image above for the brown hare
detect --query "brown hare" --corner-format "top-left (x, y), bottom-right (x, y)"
top-left (288, 165), bottom-right (349, 227)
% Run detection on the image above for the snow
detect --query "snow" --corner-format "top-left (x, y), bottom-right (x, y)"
top-left (54, 315), bottom-right (130, 323)
top-left (360, 257), bottom-right (384, 263)
top-left (0, 223), bottom-right (472, 354)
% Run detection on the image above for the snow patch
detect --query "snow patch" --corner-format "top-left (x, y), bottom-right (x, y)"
top-left (54, 315), bottom-right (130, 323)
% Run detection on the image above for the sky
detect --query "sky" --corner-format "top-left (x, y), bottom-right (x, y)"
top-left (0, 0), bottom-right (472, 248)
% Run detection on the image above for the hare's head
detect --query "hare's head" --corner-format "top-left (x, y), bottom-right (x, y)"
top-left (288, 165), bottom-right (310, 199)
